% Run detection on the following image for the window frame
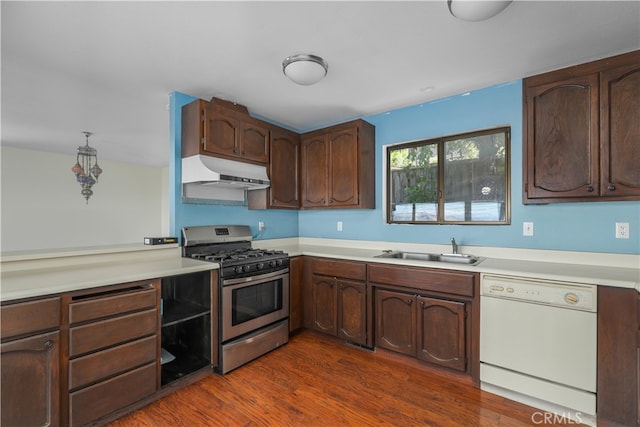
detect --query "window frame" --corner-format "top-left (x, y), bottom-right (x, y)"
top-left (385, 126), bottom-right (511, 225)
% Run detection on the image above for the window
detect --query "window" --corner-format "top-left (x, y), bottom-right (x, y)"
top-left (387, 127), bottom-right (510, 224)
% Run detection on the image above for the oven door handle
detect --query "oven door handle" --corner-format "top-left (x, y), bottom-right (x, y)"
top-left (222, 268), bottom-right (289, 286)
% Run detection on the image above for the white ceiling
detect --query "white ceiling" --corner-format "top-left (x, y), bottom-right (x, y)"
top-left (2, 1), bottom-right (638, 167)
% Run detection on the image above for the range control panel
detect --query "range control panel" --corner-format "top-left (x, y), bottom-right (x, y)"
top-left (481, 274), bottom-right (597, 312)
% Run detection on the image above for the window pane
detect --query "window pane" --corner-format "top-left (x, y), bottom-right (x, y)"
top-left (387, 127), bottom-right (509, 225)
top-left (443, 132), bottom-right (506, 222)
top-left (389, 144), bottom-right (438, 222)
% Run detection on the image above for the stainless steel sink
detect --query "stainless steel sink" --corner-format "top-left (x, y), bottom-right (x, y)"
top-left (374, 251), bottom-right (484, 266)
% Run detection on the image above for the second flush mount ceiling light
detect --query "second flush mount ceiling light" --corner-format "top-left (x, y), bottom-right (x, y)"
top-left (448, 0), bottom-right (513, 21)
top-left (282, 54), bottom-right (328, 86)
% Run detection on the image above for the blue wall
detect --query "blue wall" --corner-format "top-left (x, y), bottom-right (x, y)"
top-left (170, 82), bottom-right (640, 254)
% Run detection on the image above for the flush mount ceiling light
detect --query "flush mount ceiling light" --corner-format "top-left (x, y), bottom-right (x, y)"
top-left (71, 131), bottom-right (103, 203)
top-left (282, 54), bottom-right (328, 86)
top-left (447, 0), bottom-right (513, 21)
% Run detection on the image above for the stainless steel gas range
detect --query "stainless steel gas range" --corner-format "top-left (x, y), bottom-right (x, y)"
top-left (182, 225), bottom-right (290, 374)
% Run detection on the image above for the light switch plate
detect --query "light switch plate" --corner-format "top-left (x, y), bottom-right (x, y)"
top-left (337, 221), bottom-right (343, 231)
top-left (523, 222), bottom-right (534, 236)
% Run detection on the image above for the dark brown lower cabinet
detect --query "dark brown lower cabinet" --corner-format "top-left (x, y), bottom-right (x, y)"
top-left (337, 279), bottom-right (367, 344)
top-left (64, 280), bottom-right (160, 426)
top-left (311, 273), bottom-right (337, 335)
top-left (376, 289), bottom-right (417, 356)
top-left (289, 256), bottom-right (303, 332)
top-left (304, 257), bottom-right (369, 346)
top-left (369, 263), bottom-right (479, 381)
top-left (417, 296), bottom-right (466, 371)
top-left (376, 289), bottom-right (467, 372)
top-left (69, 363), bottom-right (156, 426)
top-left (1, 331), bottom-right (60, 427)
top-left (0, 296), bottom-right (61, 427)
top-left (597, 286), bottom-right (639, 426)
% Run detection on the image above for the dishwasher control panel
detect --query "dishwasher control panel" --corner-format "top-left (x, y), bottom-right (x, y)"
top-left (481, 274), bottom-right (597, 312)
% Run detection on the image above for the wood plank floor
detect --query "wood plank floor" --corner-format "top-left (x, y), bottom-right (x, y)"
top-left (109, 330), bottom-right (561, 426)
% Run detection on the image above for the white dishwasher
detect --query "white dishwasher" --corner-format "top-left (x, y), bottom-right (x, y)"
top-left (480, 274), bottom-right (597, 416)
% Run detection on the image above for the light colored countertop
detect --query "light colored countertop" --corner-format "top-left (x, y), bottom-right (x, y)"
top-left (1, 238), bottom-right (638, 302)
top-left (1, 245), bottom-right (217, 302)
top-left (261, 238), bottom-right (640, 291)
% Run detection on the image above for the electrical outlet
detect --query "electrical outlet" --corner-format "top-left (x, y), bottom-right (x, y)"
top-left (258, 221), bottom-right (265, 232)
top-left (615, 222), bottom-right (629, 239)
top-left (337, 221), bottom-right (343, 232)
top-left (523, 222), bottom-right (534, 236)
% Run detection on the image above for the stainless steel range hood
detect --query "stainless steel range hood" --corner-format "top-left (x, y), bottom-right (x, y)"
top-left (182, 155), bottom-right (270, 201)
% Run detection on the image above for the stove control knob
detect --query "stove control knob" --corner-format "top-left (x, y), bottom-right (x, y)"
top-left (256, 262), bottom-right (265, 270)
top-left (276, 259), bottom-right (284, 266)
top-left (234, 265), bottom-right (245, 274)
top-left (269, 260), bottom-right (277, 267)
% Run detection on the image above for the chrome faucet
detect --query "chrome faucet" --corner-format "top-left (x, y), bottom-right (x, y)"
top-left (450, 237), bottom-right (458, 254)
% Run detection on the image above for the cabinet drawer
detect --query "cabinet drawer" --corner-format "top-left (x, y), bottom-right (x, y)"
top-left (69, 335), bottom-right (157, 390)
top-left (369, 264), bottom-right (475, 297)
top-left (69, 284), bottom-right (157, 324)
top-left (69, 309), bottom-right (157, 357)
top-left (69, 362), bottom-right (156, 426)
top-left (311, 258), bottom-right (366, 281)
top-left (1, 297), bottom-right (60, 340)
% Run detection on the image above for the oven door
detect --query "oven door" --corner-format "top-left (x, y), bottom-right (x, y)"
top-left (221, 269), bottom-right (289, 342)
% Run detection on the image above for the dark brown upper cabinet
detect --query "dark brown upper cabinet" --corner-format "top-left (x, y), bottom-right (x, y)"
top-left (523, 50), bottom-right (640, 203)
top-left (182, 98), bottom-right (269, 165)
top-left (301, 119), bottom-right (375, 209)
top-left (248, 127), bottom-right (300, 209)
top-left (184, 99), bottom-right (376, 211)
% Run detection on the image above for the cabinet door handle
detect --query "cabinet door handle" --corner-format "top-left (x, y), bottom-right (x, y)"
top-left (586, 186), bottom-right (594, 192)
top-left (44, 340), bottom-right (53, 349)
top-left (608, 184), bottom-right (616, 191)
top-left (406, 299), bottom-right (413, 305)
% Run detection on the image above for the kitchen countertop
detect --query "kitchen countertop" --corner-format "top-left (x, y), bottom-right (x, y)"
top-left (2, 239), bottom-right (638, 302)
top-left (0, 245), bottom-right (217, 302)
top-left (261, 238), bottom-right (640, 292)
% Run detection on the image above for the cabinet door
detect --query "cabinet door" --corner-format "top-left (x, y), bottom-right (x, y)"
top-left (337, 279), bottom-right (366, 345)
top-left (524, 74), bottom-right (600, 201)
top-left (270, 128), bottom-right (300, 208)
top-left (203, 106), bottom-right (239, 157)
top-left (289, 257), bottom-right (303, 332)
top-left (328, 126), bottom-right (359, 207)
top-left (597, 286), bottom-right (638, 426)
top-left (417, 296), bottom-right (466, 372)
top-left (375, 289), bottom-right (416, 357)
top-left (240, 119), bottom-right (269, 163)
top-left (600, 63), bottom-right (640, 197)
top-left (301, 134), bottom-right (328, 207)
top-left (312, 274), bottom-right (337, 335)
top-left (1, 331), bottom-right (59, 427)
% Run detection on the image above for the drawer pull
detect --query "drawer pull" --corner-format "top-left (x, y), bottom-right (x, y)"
top-left (44, 340), bottom-right (53, 349)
